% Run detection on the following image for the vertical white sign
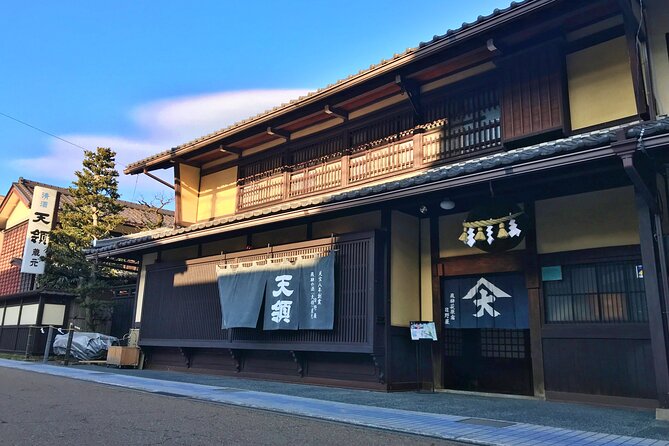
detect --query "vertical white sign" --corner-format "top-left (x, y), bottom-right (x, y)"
top-left (21, 186), bottom-right (58, 274)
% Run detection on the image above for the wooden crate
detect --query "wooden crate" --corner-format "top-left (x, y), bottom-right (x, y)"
top-left (106, 346), bottom-right (140, 368)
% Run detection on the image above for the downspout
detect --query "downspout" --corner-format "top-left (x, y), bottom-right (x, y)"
top-left (615, 126), bottom-right (669, 407)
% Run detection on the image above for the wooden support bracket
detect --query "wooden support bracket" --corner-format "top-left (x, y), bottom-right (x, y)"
top-left (179, 347), bottom-right (191, 368)
top-left (395, 74), bottom-right (422, 124)
top-left (371, 354), bottom-right (385, 384)
top-left (219, 145), bottom-right (243, 156)
top-left (229, 349), bottom-right (241, 372)
top-left (324, 105), bottom-right (348, 121)
top-left (289, 350), bottom-right (304, 377)
top-left (143, 169), bottom-right (175, 190)
top-left (267, 127), bottom-right (290, 141)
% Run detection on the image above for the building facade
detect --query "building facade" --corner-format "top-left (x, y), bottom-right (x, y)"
top-left (91, 0), bottom-right (669, 408)
top-left (0, 178), bottom-right (174, 354)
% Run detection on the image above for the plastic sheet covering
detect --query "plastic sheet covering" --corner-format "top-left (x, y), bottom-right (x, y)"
top-left (52, 332), bottom-right (119, 360)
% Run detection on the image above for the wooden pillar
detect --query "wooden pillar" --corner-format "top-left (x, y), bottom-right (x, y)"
top-left (429, 215), bottom-right (444, 388)
top-left (131, 257), bottom-right (144, 330)
top-left (173, 163), bottom-right (182, 227)
top-left (381, 208), bottom-right (393, 388)
top-left (636, 190), bottom-right (669, 407)
top-left (619, 0), bottom-right (650, 120)
top-left (413, 130), bottom-right (424, 170)
top-left (524, 201), bottom-right (546, 398)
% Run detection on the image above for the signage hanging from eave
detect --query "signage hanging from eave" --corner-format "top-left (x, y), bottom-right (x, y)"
top-left (21, 186), bottom-right (58, 275)
top-left (216, 252), bottom-right (335, 331)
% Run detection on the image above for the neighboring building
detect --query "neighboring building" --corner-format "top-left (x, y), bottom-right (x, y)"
top-left (90, 0), bottom-right (669, 408)
top-left (0, 178), bottom-right (174, 354)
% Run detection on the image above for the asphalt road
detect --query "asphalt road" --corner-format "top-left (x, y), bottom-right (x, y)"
top-left (0, 367), bottom-right (464, 446)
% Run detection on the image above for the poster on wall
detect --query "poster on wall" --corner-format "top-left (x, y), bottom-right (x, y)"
top-left (21, 186), bottom-right (58, 274)
top-left (216, 252), bottom-right (335, 331)
top-left (441, 273), bottom-right (529, 329)
top-left (410, 321), bottom-right (437, 341)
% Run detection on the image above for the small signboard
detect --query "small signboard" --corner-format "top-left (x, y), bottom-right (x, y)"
top-left (636, 264), bottom-right (644, 279)
top-left (541, 266), bottom-right (563, 282)
top-left (410, 321), bottom-right (437, 341)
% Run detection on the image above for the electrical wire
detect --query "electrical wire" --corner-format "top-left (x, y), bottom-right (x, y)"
top-left (0, 111), bottom-right (89, 151)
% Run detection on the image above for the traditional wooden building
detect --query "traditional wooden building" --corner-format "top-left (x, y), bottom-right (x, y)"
top-left (0, 178), bottom-right (174, 354)
top-left (90, 0), bottom-right (669, 408)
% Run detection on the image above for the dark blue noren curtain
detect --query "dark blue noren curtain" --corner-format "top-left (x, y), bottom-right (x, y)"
top-left (299, 252), bottom-right (335, 329)
top-left (441, 273), bottom-right (529, 329)
top-left (263, 261), bottom-right (301, 330)
top-left (216, 264), bottom-right (267, 329)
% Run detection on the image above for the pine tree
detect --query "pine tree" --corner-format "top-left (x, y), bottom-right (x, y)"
top-left (41, 147), bottom-right (124, 330)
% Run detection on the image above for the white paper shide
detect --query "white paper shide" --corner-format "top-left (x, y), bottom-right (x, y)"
top-left (20, 186), bottom-right (58, 275)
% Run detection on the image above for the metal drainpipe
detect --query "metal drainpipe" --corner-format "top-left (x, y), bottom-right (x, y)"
top-left (619, 128), bottom-right (669, 406)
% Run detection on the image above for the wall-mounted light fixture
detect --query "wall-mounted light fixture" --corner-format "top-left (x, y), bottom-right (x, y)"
top-left (9, 257), bottom-right (22, 268)
top-left (440, 199), bottom-right (456, 210)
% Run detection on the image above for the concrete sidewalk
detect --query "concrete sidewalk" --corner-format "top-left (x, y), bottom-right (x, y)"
top-left (1, 358), bottom-right (668, 446)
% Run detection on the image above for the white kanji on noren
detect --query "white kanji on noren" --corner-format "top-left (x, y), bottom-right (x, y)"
top-left (270, 274), bottom-right (295, 324)
top-left (272, 274), bottom-right (294, 297)
top-left (271, 300), bottom-right (293, 323)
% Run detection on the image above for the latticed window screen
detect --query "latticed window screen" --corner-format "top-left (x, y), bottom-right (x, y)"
top-left (480, 329), bottom-right (527, 359)
top-left (422, 86), bottom-right (501, 158)
top-left (443, 328), bottom-right (463, 357)
top-left (543, 261), bottom-right (648, 324)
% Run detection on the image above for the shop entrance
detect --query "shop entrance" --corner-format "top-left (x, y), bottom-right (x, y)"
top-left (441, 272), bottom-right (533, 395)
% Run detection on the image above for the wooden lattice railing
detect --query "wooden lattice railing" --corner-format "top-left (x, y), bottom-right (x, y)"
top-left (237, 118), bottom-right (502, 211)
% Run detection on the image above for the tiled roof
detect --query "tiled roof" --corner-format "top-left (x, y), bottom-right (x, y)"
top-left (89, 115), bottom-right (669, 256)
top-left (125, 0), bottom-right (541, 173)
top-left (11, 178), bottom-right (175, 229)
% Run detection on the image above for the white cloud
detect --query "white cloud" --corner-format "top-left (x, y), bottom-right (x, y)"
top-left (133, 89), bottom-right (310, 143)
top-left (9, 89), bottom-right (311, 203)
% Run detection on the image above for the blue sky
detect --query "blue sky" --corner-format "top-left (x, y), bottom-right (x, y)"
top-left (0, 1), bottom-right (511, 203)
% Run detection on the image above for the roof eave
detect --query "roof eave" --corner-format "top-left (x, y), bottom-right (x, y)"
top-left (125, 0), bottom-right (560, 175)
top-left (98, 141), bottom-right (624, 259)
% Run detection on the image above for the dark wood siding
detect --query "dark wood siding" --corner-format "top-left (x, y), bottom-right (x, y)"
top-left (539, 248), bottom-right (655, 401)
top-left (542, 335), bottom-right (655, 399)
top-left (139, 232), bottom-right (379, 353)
top-left (501, 41), bottom-right (566, 143)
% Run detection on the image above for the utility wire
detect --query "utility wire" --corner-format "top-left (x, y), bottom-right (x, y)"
top-left (0, 111), bottom-right (90, 151)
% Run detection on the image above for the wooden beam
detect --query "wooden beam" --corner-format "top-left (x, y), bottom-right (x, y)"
top-left (218, 145), bottom-right (243, 156)
top-left (324, 105), bottom-right (348, 121)
top-left (170, 157), bottom-right (199, 167)
top-left (395, 74), bottom-right (422, 124)
top-left (143, 169), bottom-right (175, 190)
top-left (266, 126), bottom-right (290, 141)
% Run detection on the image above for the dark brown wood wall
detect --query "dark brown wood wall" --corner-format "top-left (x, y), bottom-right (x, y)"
top-left (139, 232), bottom-right (380, 353)
top-left (539, 247), bottom-right (656, 402)
top-left (501, 41), bottom-right (566, 143)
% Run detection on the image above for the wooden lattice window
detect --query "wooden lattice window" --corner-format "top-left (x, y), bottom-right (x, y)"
top-left (543, 261), bottom-right (647, 324)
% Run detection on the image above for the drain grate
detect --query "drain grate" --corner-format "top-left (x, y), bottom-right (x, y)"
top-left (457, 418), bottom-right (515, 428)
